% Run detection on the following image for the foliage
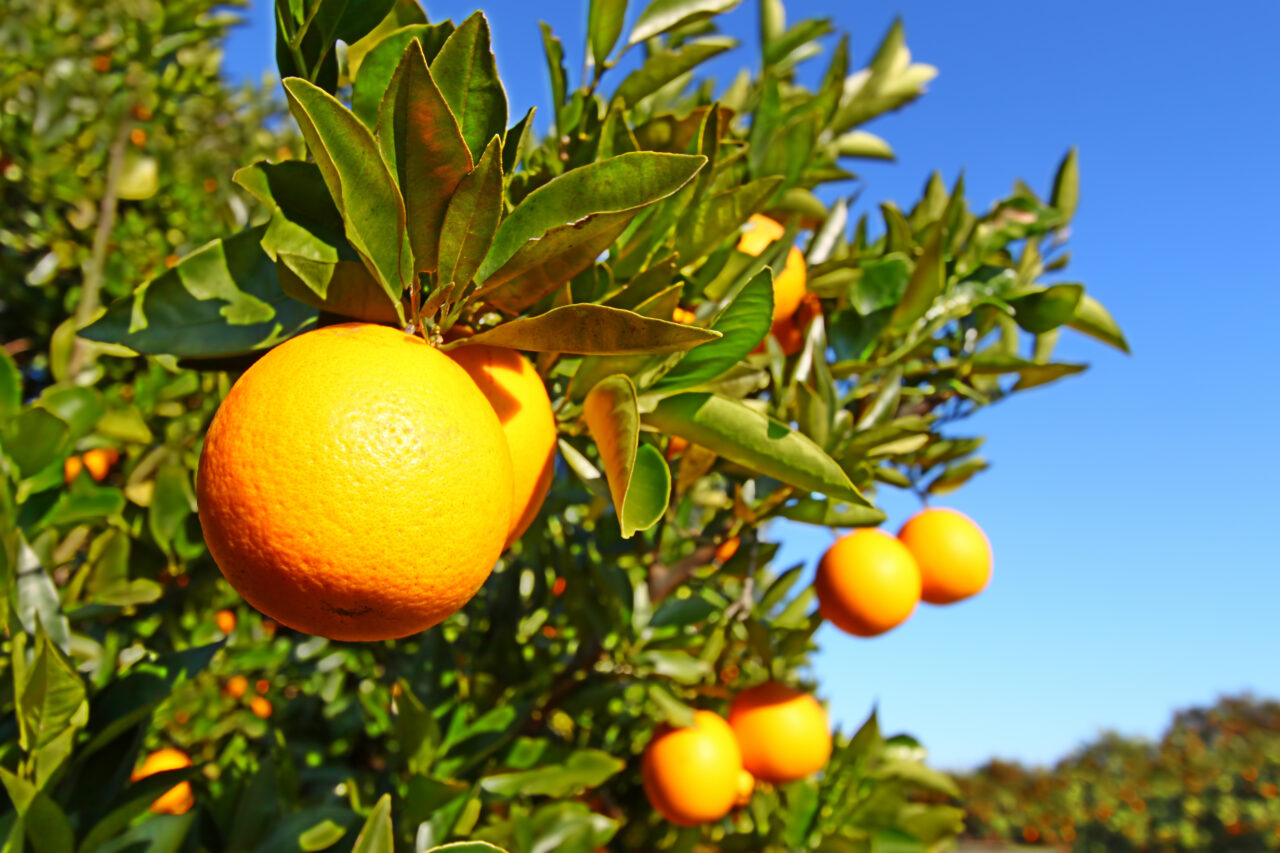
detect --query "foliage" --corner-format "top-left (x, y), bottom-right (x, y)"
top-left (0, 0), bottom-right (1126, 850)
top-left (957, 695), bottom-right (1280, 851)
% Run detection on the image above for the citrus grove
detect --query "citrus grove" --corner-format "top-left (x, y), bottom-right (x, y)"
top-left (0, 0), bottom-right (1128, 850)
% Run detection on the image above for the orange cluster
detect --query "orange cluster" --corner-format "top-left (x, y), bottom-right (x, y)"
top-left (737, 214), bottom-right (820, 356)
top-left (63, 447), bottom-right (119, 483)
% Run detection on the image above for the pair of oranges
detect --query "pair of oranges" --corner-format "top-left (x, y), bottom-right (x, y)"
top-left (643, 682), bottom-right (832, 826)
top-left (196, 324), bottom-right (557, 642)
top-left (817, 508), bottom-right (993, 637)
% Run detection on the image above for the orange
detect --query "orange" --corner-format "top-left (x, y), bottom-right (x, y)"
top-left (898, 507), bottom-right (993, 604)
top-left (728, 682), bottom-right (832, 783)
top-left (63, 455), bottom-right (83, 483)
top-left (672, 307), bottom-right (697, 324)
top-left (665, 435), bottom-right (689, 460)
top-left (736, 215), bottom-right (807, 323)
top-left (447, 344), bottom-right (556, 547)
top-left (755, 293), bottom-right (821, 357)
top-left (250, 696), bottom-right (272, 718)
top-left (734, 769), bottom-right (755, 807)
top-left (714, 537), bottom-right (740, 563)
top-left (214, 609), bottom-right (236, 635)
top-left (82, 447), bottom-right (119, 480)
top-left (225, 675), bottom-right (248, 698)
top-left (643, 710), bottom-right (742, 826)
top-left (196, 323), bottom-right (514, 641)
top-left (816, 529), bottom-right (921, 637)
top-left (131, 747), bottom-right (194, 815)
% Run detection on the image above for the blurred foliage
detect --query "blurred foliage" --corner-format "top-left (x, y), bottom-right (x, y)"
top-left (0, 0), bottom-right (1126, 850)
top-left (957, 695), bottom-right (1280, 852)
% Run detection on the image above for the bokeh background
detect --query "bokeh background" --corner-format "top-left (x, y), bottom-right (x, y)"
top-left (223, 0), bottom-right (1280, 771)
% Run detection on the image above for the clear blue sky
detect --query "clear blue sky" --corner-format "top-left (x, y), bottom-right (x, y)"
top-left (223, 1), bottom-right (1280, 770)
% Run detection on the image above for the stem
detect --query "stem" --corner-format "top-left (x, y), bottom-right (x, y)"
top-left (276, 2), bottom-right (309, 80)
top-left (68, 118), bottom-right (131, 378)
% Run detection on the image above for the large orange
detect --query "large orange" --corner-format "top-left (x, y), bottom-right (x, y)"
top-left (446, 344), bottom-right (556, 547)
top-left (643, 710), bottom-right (742, 826)
top-left (816, 529), bottom-right (921, 637)
top-left (196, 323), bottom-right (514, 641)
top-left (728, 682), bottom-right (832, 783)
top-left (898, 507), bottom-right (993, 604)
top-left (131, 747), bottom-right (194, 815)
top-left (736, 214), bottom-right (807, 323)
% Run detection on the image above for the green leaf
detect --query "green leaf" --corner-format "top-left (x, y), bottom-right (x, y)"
top-left (76, 767), bottom-right (201, 853)
top-left (1068, 292), bottom-right (1129, 353)
top-left (614, 37), bottom-right (735, 107)
top-left (621, 444), bottom-right (672, 538)
top-left (17, 626), bottom-right (87, 782)
top-left (540, 24), bottom-right (568, 130)
top-left (477, 152), bottom-right (705, 286)
top-left (0, 768), bottom-right (74, 853)
top-left (653, 268), bottom-right (772, 391)
top-left (644, 393), bottom-right (865, 503)
top-left (675, 177), bottom-right (783, 264)
top-left (502, 107), bottom-right (537, 175)
top-left (438, 137), bottom-right (504, 289)
top-left (283, 77), bottom-right (408, 296)
top-left (421, 845), bottom-right (508, 853)
top-left (345, 0), bottom-right (430, 80)
top-left (1008, 283), bottom-right (1084, 334)
top-left (255, 808), bottom-right (354, 853)
top-left (647, 684), bottom-right (696, 727)
top-left (448, 304), bottom-right (718, 355)
top-left (924, 457), bottom-right (988, 496)
top-left (148, 461), bottom-right (194, 554)
top-left (2, 408), bottom-right (68, 479)
top-left (636, 649), bottom-right (711, 683)
top-left (276, 256), bottom-right (402, 324)
top-left (430, 13), bottom-right (508, 164)
top-left (351, 794), bottom-right (394, 853)
top-left (1051, 146), bottom-right (1079, 220)
top-left (480, 750), bottom-right (625, 797)
top-left (375, 41), bottom-right (472, 276)
top-left (765, 18), bottom-right (833, 67)
top-left (891, 226), bottom-right (944, 331)
top-left (81, 227), bottom-right (316, 358)
top-left (851, 257), bottom-right (910, 315)
top-left (876, 760), bottom-right (960, 797)
top-left (835, 131), bottom-right (895, 160)
top-left (583, 376), bottom-right (645, 538)
top-left (14, 540), bottom-right (69, 653)
top-left (396, 680), bottom-right (440, 776)
top-left (650, 593), bottom-right (716, 628)
top-left (0, 350), bottom-right (20, 423)
top-left (779, 497), bottom-right (886, 527)
top-left (628, 0), bottom-right (743, 46)
top-left (351, 23), bottom-right (456, 127)
top-left (588, 0), bottom-right (628, 67)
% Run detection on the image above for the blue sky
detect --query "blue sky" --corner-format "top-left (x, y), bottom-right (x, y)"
top-left (223, 1), bottom-right (1280, 770)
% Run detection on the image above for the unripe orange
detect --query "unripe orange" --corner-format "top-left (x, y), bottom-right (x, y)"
top-left (214, 609), bottom-right (236, 634)
top-left (728, 683), bottom-right (832, 783)
top-left (898, 508), bottom-right (993, 604)
top-left (816, 529), bottom-right (921, 637)
top-left (643, 710), bottom-right (742, 826)
top-left (131, 748), bottom-right (194, 815)
top-left (225, 674), bottom-right (248, 698)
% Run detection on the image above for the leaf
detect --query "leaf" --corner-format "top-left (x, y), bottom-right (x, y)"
top-left (850, 257), bottom-right (910, 314)
top-left (876, 760), bottom-right (960, 797)
top-left (396, 680), bottom-right (440, 776)
top-left (540, 24), bottom-right (568, 130)
top-left (17, 626), bottom-right (87, 759)
top-left (647, 684), bottom-right (695, 727)
top-left (621, 444), bottom-right (672, 538)
top-left (583, 376), bottom-right (640, 537)
top-left (254, 808), bottom-right (354, 853)
top-left (614, 37), bottom-right (736, 107)
top-left (283, 77), bottom-right (408, 296)
top-left (675, 177), bottom-right (783, 264)
top-left (644, 393), bottom-right (864, 503)
top-left (628, 0), bottom-right (743, 46)
top-left (0, 350), bottom-right (20, 423)
top-left (503, 107), bottom-right (537, 175)
top-left (924, 458), bottom-right (988, 495)
top-left (636, 650), bottom-right (711, 683)
top-left (780, 497), bottom-right (886, 527)
top-left (480, 750), bottom-right (625, 797)
top-left (431, 13), bottom-right (508, 164)
top-left (1008, 283), bottom-right (1084, 334)
top-left (14, 540), bottom-right (70, 653)
top-left (376, 41), bottom-right (472, 275)
top-left (650, 593), bottom-right (716, 628)
top-left (81, 227), bottom-right (315, 357)
top-left (1068, 292), bottom-right (1129, 353)
top-left (0, 768), bottom-right (74, 853)
top-left (90, 814), bottom-right (194, 853)
top-left (891, 226), bottom-right (944, 331)
top-left (1051, 146), bottom-right (1079, 220)
top-left (276, 256), bottom-right (402, 323)
top-left (76, 766), bottom-right (201, 853)
top-left (2, 408), bottom-right (68, 479)
top-left (654, 268), bottom-right (772, 392)
top-left (421, 845), bottom-right (508, 853)
top-left (479, 152), bottom-right (704, 285)
top-left (835, 130), bottom-right (895, 160)
top-left (588, 0), bottom-right (628, 67)
top-left (438, 137), bottom-right (504, 289)
top-left (148, 461), bottom-right (194, 553)
top-left (351, 794), bottom-right (394, 853)
top-left (447, 304), bottom-right (718, 354)
top-left (351, 23), bottom-right (456, 126)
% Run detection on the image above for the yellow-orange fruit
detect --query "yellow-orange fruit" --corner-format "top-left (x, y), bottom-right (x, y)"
top-left (714, 537), bottom-right (740, 563)
top-left (225, 675), bottom-right (248, 698)
top-left (64, 455), bottom-right (83, 483)
top-left (643, 710), bottom-right (742, 826)
top-left (131, 748), bottom-right (194, 815)
top-left (250, 696), bottom-right (272, 719)
top-left (672, 306), bottom-right (697, 324)
top-left (82, 447), bottom-right (119, 481)
top-left (447, 344), bottom-right (556, 547)
top-left (736, 215), bottom-right (807, 323)
top-left (754, 292), bottom-right (821, 357)
top-left (735, 769), bottom-right (755, 807)
top-left (816, 529), bottom-right (921, 637)
top-left (196, 323), bottom-right (514, 641)
top-left (214, 609), bottom-right (236, 634)
top-left (728, 682), bottom-right (832, 783)
top-left (665, 435), bottom-right (689, 460)
top-left (898, 507), bottom-right (993, 604)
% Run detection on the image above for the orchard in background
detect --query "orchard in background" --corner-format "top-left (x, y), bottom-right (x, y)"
top-left (0, 0), bottom-right (1128, 850)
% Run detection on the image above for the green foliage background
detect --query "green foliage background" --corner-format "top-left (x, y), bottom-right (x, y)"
top-left (0, 0), bottom-right (1126, 851)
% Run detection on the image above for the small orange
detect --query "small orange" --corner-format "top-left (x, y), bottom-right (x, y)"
top-left (753, 293), bottom-right (820, 357)
top-left (255, 679), bottom-right (269, 695)
top-left (714, 537), bottom-right (740, 563)
top-left (250, 696), bottom-right (272, 719)
top-left (734, 769), bottom-right (755, 807)
top-left (728, 682), bottom-right (831, 783)
top-left (214, 609), bottom-right (236, 634)
top-left (736, 215), bottom-right (807, 323)
top-left (448, 344), bottom-right (556, 547)
top-left (665, 435), bottom-right (689, 460)
top-left (63, 455), bottom-right (84, 483)
top-left (131, 747), bottom-right (194, 815)
top-left (897, 508), bottom-right (993, 605)
top-left (643, 710), bottom-right (742, 826)
top-left (816, 529), bottom-right (921, 637)
top-left (551, 577), bottom-right (567, 596)
top-left (672, 307), bottom-right (697, 324)
top-left (225, 675), bottom-right (248, 698)
top-left (82, 448), bottom-right (118, 480)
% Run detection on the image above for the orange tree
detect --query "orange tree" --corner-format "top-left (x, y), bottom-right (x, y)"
top-left (0, 0), bottom-right (1129, 850)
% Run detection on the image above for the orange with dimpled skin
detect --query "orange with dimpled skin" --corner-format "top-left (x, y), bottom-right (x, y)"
top-left (643, 710), bottom-right (742, 826)
top-left (897, 507), bottom-right (993, 604)
top-left (728, 682), bottom-right (832, 783)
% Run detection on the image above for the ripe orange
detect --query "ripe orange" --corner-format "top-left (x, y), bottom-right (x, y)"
top-left (643, 710), bottom-right (742, 826)
top-left (63, 455), bottom-right (83, 483)
top-left (82, 447), bottom-right (119, 480)
top-left (728, 682), bottom-right (832, 783)
top-left (736, 214), bottom-right (807, 323)
top-left (447, 344), bottom-right (556, 547)
top-left (225, 674), bottom-right (248, 698)
top-left (665, 435), bottom-right (689, 460)
top-left (714, 537), bottom-right (740, 563)
top-left (196, 323), bottom-right (514, 641)
top-left (214, 609), bottom-right (236, 635)
top-left (250, 696), bottom-right (272, 719)
top-left (672, 306), bottom-right (697, 324)
top-left (131, 747), bottom-right (194, 815)
top-left (755, 292), bottom-right (821, 357)
top-left (734, 769), bottom-right (755, 807)
top-left (816, 529), bottom-right (921, 637)
top-left (898, 508), bottom-right (993, 604)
